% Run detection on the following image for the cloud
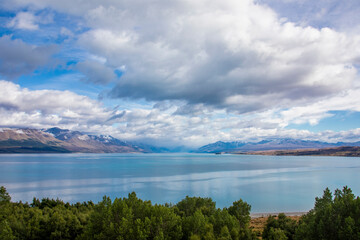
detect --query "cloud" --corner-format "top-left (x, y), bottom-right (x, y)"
top-left (7, 11), bottom-right (39, 30)
top-left (60, 27), bottom-right (74, 38)
top-left (173, 104), bottom-right (207, 116)
top-left (0, 80), bottom-right (219, 146)
top-left (0, 35), bottom-right (58, 79)
top-left (6, 11), bottom-right (53, 31)
top-left (0, 80), bottom-right (112, 131)
top-left (106, 110), bottom-right (126, 122)
top-left (278, 88), bottom-right (360, 127)
top-left (1, 79), bottom-right (360, 147)
top-left (76, 60), bottom-right (116, 85)
top-left (75, 0), bottom-right (360, 114)
top-left (256, 0), bottom-right (360, 32)
top-left (3, 0), bottom-right (360, 114)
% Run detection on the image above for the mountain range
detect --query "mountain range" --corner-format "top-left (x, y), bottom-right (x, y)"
top-left (2, 127), bottom-right (360, 154)
top-left (0, 127), bottom-right (149, 153)
top-left (196, 139), bottom-right (360, 153)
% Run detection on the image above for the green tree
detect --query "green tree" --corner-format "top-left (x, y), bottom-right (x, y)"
top-left (228, 199), bottom-right (251, 227)
top-left (182, 210), bottom-right (208, 238)
top-left (266, 227), bottom-right (287, 240)
top-left (295, 186), bottom-right (360, 240)
top-left (0, 186), bottom-right (11, 203)
top-left (219, 226), bottom-right (232, 240)
top-left (176, 196), bottom-right (216, 217)
top-left (0, 220), bottom-right (15, 240)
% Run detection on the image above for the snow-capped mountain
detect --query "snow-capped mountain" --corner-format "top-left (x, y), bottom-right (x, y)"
top-left (0, 127), bottom-right (145, 153)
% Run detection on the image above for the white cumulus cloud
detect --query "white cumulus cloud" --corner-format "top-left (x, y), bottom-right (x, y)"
top-left (0, 80), bottom-right (111, 131)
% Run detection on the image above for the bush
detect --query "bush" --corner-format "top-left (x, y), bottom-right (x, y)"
top-left (262, 213), bottom-right (296, 240)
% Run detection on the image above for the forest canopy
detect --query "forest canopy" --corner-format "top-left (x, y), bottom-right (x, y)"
top-left (1, 186), bottom-right (360, 240)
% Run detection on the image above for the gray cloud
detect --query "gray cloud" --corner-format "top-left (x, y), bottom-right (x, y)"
top-left (106, 110), bottom-right (126, 122)
top-left (173, 104), bottom-right (206, 116)
top-left (153, 101), bottom-right (175, 111)
top-left (0, 102), bottom-right (19, 111)
top-left (0, 35), bottom-right (58, 79)
top-left (76, 60), bottom-right (116, 85)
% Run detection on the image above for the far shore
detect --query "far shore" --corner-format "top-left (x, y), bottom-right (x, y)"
top-left (232, 146), bottom-right (360, 157)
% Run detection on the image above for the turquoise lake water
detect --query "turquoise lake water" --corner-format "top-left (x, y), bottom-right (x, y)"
top-left (1, 153), bottom-right (360, 213)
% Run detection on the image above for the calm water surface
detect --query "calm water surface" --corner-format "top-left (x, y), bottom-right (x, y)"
top-left (1, 153), bottom-right (360, 213)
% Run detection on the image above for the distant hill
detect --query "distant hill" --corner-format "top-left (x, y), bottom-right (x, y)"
top-left (196, 138), bottom-right (360, 153)
top-left (246, 146), bottom-right (360, 157)
top-left (0, 127), bottom-right (148, 153)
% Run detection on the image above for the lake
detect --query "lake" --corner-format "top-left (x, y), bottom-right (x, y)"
top-left (1, 153), bottom-right (360, 213)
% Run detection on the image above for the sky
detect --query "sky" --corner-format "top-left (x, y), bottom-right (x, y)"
top-left (1, 0), bottom-right (360, 147)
